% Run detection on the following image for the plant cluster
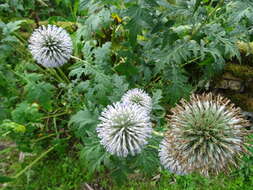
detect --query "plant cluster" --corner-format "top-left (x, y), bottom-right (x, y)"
top-left (1, 0), bottom-right (253, 189)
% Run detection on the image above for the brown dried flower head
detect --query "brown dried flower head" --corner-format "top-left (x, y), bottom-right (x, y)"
top-left (159, 93), bottom-right (251, 176)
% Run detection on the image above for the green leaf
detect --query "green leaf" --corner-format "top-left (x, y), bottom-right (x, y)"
top-left (166, 65), bottom-right (192, 105)
top-left (108, 75), bottom-right (129, 102)
top-left (80, 138), bottom-right (111, 172)
top-left (0, 175), bottom-right (14, 183)
top-left (115, 61), bottom-right (139, 77)
top-left (0, 120), bottom-right (26, 133)
top-left (134, 147), bottom-right (159, 176)
top-left (85, 5), bottom-right (112, 33)
top-left (151, 89), bottom-right (165, 120)
top-left (24, 82), bottom-right (56, 111)
top-left (94, 42), bottom-right (112, 65)
top-left (125, 5), bottom-right (152, 46)
top-left (68, 110), bottom-right (98, 136)
top-left (110, 166), bottom-right (128, 186)
top-left (2, 20), bottom-right (25, 35)
top-left (11, 102), bottom-right (42, 124)
top-left (152, 89), bottom-right (163, 111)
top-left (193, 0), bottom-right (202, 14)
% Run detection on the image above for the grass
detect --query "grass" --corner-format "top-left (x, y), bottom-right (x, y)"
top-left (1, 141), bottom-right (253, 190)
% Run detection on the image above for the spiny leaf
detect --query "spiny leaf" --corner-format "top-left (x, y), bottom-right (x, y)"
top-left (24, 82), bottom-right (55, 111)
top-left (68, 109), bottom-right (98, 135)
top-left (125, 5), bottom-right (152, 46)
top-left (11, 102), bottom-right (42, 124)
top-left (80, 138), bottom-right (111, 172)
top-left (166, 65), bottom-right (192, 105)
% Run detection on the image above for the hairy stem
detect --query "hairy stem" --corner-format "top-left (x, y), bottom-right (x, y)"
top-left (46, 68), bottom-right (65, 83)
top-left (56, 67), bottom-right (71, 84)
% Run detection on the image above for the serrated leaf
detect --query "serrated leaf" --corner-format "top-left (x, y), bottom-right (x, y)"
top-left (193, 0), bottom-right (202, 14)
top-left (94, 42), bottom-right (112, 65)
top-left (125, 5), bottom-right (151, 46)
top-left (80, 138), bottom-right (111, 172)
top-left (166, 66), bottom-right (192, 105)
top-left (11, 102), bottom-right (42, 124)
top-left (134, 147), bottom-right (159, 176)
top-left (68, 110), bottom-right (98, 136)
top-left (108, 75), bottom-right (129, 102)
top-left (152, 89), bottom-right (164, 111)
top-left (2, 20), bottom-right (25, 35)
top-left (115, 62), bottom-right (139, 77)
top-left (24, 82), bottom-right (55, 111)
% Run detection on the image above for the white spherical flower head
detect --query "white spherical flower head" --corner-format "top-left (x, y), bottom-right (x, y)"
top-left (29, 25), bottom-right (72, 68)
top-left (97, 102), bottom-right (152, 157)
top-left (121, 88), bottom-right (152, 113)
top-left (159, 139), bottom-right (188, 175)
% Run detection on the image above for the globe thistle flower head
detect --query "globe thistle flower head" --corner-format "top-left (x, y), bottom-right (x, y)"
top-left (28, 25), bottom-right (72, 68)
top-left (159, 138), bottom-right (188, 175)
top-left (121, 88), bottom-right (152, 113)
top-left (160, 93), bottom-right (250, 176)
top-left (97, 102), bottom-right (152, 157)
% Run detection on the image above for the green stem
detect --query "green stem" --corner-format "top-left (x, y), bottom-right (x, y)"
top-left (0, 146), bottom-right (15, 154)
top-left (52, 68), bottom-right (65, 83)
top-left (35, 63), bottom-right (50, 75)
top-left (71, 55), bottom-right (96, 72)
top-left (13, 32), bottom-right (27, 44)
top-left (41, 111), bottom-right (69, 119)
top-left (9, 43), bottom-right (29, 58)
top-left (53, 118), bottom-right (60, 139)
top-left (13, 144), bottom-right (58, 179)
top-left (70, 55), bottom-right (89, 64)
top-left (34, 64), bottom-right (66, 84)
top-left (1, 131), bottom-right (11, 137)
top-left (32, 133), bottom-right (56, 143)
top-left (180, 55), bottom-right (202, 68)
top-left (56, 67), bottom-right (71, 84)
top-left (46, 68), bottom-right (64, 83)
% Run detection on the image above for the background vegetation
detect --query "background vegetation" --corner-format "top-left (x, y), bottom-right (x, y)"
top-left (1, 0), bottom-right (253, 189)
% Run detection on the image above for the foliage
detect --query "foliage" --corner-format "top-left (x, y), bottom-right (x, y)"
top-left (1, 0), bottom-right (253, 189)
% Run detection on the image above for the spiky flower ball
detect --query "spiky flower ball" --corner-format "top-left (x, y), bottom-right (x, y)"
top-left (97, 102), bottom-right (152, 157)
top-left (121, 88), bottom-right (152, 113)
top-left (29, 25), bottom-right (72, 67)
top-left (159, 93), bottom-right (250, 176)
top-left (159, 138), bottom-right (188, 175)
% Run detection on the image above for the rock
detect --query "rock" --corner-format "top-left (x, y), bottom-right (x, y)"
top-left (212, 62), bottom-right (253, 113)
top-left (225, 63), bottom-right (253, 80)
top-left (241, 111), bottom-right (253, 130)
top-left (215, 72), bottom-right (244, 92)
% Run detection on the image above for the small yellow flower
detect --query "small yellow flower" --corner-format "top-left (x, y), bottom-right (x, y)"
top-left (112, 13), bottom-right (122, 23)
